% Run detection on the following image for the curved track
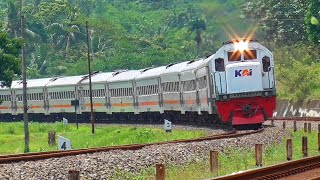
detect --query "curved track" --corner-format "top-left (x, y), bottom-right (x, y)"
top-left (0, 128), bottom-right (264, 164)
top-left (211, 154), bottom-right (320, 180)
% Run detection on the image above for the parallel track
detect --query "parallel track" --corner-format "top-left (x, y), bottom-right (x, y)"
top-left (270, 117), bottom-right (320, 121)
top-left (210, 117), bottom-right (320, 180)
top-left (0, 128), bottom-right (264, 164)
top-left (211, 155), bottom-right (320, 180)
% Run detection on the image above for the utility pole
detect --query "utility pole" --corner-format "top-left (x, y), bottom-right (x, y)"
top-left (20, 0), bottom-right (29, 152)
top-left (86, 21), bottom-right (95, 134)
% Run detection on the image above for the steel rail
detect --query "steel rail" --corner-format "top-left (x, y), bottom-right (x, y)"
top-left (210, 154), bottom-right (320, 180)
top-left (270, 117), bottom-right (320, 121)
top-left (0, 128), bottom-right (263, 164)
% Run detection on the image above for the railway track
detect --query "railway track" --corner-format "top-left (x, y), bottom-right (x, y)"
top-left (211, 154), bottom-right (320, 180)
top-left (270, 117), bottom-right (320, 121)
top-left (0, 128), bottom-right (263, 164)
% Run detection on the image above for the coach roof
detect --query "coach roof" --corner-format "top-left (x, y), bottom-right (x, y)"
top-left (107, 70), bottom-right (141, 83)
top-left (46, 75), bottom-right (86, 87)
top-left (80, 72), bottom-right (114, 84)
top-left (134, 66), bottom-right (167, 80)
top-left (12, 78), bottom-right (53, 89)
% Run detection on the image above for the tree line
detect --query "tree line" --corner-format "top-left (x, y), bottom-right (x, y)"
top-left (0, 0), bottom-right (319, 100)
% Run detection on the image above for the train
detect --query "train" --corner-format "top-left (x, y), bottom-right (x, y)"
top-left (0, 39), bottom-right (276, 128)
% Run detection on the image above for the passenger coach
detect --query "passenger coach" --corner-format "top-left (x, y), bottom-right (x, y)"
top-left (0, 39), bottom-right (276, 128)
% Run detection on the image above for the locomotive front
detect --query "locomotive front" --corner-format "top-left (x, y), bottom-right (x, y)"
top-left (212, 39), bottom-right (276, 127)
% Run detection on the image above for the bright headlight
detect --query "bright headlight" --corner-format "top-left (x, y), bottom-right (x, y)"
top-left (234, 40), bottom-right (248, 52)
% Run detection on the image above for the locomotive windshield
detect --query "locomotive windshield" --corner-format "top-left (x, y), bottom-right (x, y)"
top-left (228, 51), bottom-right (241, 61)
top-left (228, 50), bottom-right (257, 61)
top-left (244, 50), bottom-right (257, 60)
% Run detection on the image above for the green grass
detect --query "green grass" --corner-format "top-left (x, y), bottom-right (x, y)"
top-left (114, 129), bottom-right (320, 180)
top-left (0, 122), bottom-right (207, 154)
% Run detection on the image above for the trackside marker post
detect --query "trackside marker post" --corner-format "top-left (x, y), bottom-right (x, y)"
top-left (48, 131), bottom-right (56, 146)
top-left (304, 123), bottom-right (307, 132)
top-left (302, 136), bottom-right (308, 157)
top-left (308, 123), bottom-right (311, 133)
top-left (255, 144), bottom-right (262, 167)
top-left (68, 170), bottom-right (80, 180)
top-left (164, 119), bottom-right (172, 133)
top-left (210, 150), bottom-right (219, 175)
top-left (156, 164), bottom-right (165, 180)
top-left (293, 121), bottom-right (297, 132)
top-left (318, 133), bottom-right (320, 151)
top-left (283, 121), bottom-right (286, 129)
top-left (286, 139), bottom-right (293, 161)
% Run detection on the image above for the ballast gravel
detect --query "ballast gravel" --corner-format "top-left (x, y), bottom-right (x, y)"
top-left (0, 126), bottom-right (288, 179)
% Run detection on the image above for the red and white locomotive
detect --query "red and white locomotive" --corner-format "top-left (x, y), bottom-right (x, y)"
top-left (0, 39), bottom-right (276, 128)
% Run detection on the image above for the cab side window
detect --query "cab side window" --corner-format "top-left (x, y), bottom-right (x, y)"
top-left (262, 56), bottom-right (271, 72)
top-left (215, 58), bottom-right (225, 72)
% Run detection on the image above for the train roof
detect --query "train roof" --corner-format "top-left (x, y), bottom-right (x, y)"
top-left (0, 82), bottom-right (9, 89)
top-left (134, 66), bottom-right (167, 80)
top-left (46, 75), bottom-right (86, 87)
top-left (180, 58), bottom-right (209, 72)
top-left (107, 70), bottom-right (141, 83)
top-left (161, 61), bottom-right (189, 75)
top-left (81, 72), bottom-right (114, 84)
top-left (0, 85), bottom-right (8, 90)
top-left (10, 80), bottom-right (20, 89)
top-left (161, 58), bottom-right (209, 75)
top-left (12, 78), bottom-right (53, 89)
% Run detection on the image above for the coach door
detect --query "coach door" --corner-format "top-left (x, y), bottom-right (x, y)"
top-left (78, 86), bottom-right (85, 114)
top-left (43, 88), bottom-right (50, 115)
top-left (213, 57), bottom-right (227, 96)
top-left (11, 90), bottom-right (17, 115)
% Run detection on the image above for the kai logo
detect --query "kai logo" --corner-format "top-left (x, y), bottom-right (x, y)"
top-left (235, 69), bottom-right (252, 77)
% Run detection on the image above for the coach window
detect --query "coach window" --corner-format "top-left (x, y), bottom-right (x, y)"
top-left (215, 58), bottom-right (225, 72)
top-left (262, 56), bottom-right (271, 72)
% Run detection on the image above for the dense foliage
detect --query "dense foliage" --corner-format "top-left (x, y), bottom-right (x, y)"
top-left (305, 0), bottom-right (320, 44)
top-left (0, 0), bottom-right (319, 100)
top-left (0, 28), bottom-right (22, 87)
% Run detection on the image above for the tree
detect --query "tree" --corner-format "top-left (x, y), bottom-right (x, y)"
top-left (242, 0), bottom-right (308, 44)
top-left (47, 22), bottom-right (84, 59)
top-left (305, 0), bottom-right (320, 44)
top-left (0, 28), bottom-right (22, 87)
top-left (190, 18), bottom-right (206, 47)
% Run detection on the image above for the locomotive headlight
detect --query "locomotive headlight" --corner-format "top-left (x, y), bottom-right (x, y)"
top-left (234, 40), bottom-right (248, 52)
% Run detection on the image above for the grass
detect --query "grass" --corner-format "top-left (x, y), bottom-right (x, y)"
top-left (113, 129), bottom-right (320, 180)
top-left (0, 122), bottom-right (207, 154)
